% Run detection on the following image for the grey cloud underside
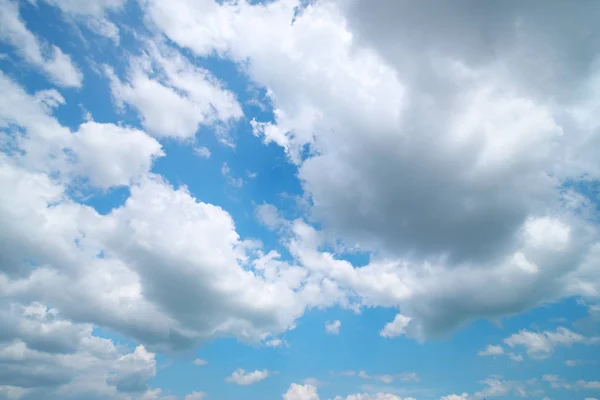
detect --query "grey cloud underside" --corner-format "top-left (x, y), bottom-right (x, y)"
top-left (142, 0), bottom-right (600, 339)
top-left (304, 0), bottom-right (600, 263)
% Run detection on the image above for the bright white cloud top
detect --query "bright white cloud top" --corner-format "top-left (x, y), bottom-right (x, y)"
top-left (1, 0), bottom-right (600, 399)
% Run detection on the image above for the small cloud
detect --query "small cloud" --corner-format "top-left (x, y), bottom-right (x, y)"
top-left (193, 359), bottom-right (207, 366)
top-left (380, 314), bottom-right (411, 338)
top-left (478, 344), bottom-right (505, 357)
top-left (255, 203), bottom-right (284, 230)
top-left (194, 146), bottom-right (211, 159)
top-left (508, 352), bottom-right (524, 362)
top-left (303, 377), bottom-right (324, 387)
top-left (185, 391), bottom-right (206, 400)
top-left (221, 162), bottom-right (244, 187)
top-left (265, 338), bottom-right (285, 348)
top-left (247, 171), bottom-right (258, 179)
top-left (325, 320), bottom-right (341, 335)
top-left (225, 369), bottom-right (269, 386)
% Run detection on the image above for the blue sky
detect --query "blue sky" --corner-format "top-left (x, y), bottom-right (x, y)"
top-left (1, 0), bottom-right (600, 399)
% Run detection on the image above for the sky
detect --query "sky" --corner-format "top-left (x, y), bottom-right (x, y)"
top-left (0, 0), bottom-right (600, 399)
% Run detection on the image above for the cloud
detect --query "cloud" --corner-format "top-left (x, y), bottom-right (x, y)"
top-left (283, 383), bottom-right (319, 400)
top-left (193, 359), bottom-right (207, 366)
top-left (325, 320), bottom-right (341, 335)
top-left (380, 314), bottom-right (411, 338)
top-left (478, 345), bottom-right (504, 356)
top-left (333, 394), bottom-right (415, 400)
top-left (193, 146), bottom-right (211, 159)
top-left (225, 369), bottom-right (269, 385)
top-left (221, 162), bottom-right (244, 187)
top-left (0, 0), bottom-right (82, 87)
top-left (441, 394), bottom-right (469, 400)
top-left (0, 302), bottom-right (158, 399)
top-left (255, 203), bottom-right (285, 231)
top-left (542, 374), bottom-right (600, 390)
top-left (264, 338), bottom-right (284, 348)
top-left (473, 377), bottom-right (529, 398)
top-left (39, 0), bottom-right (126, 43)
top-left (0, 72), bottom-right (163, 189)
top-left (283, 383), bottom-right (416, 400)
top-left (141, 0), bottom-right (600, 340)
top-left (107, 40), bottom-right (242, 139)
top-left (184, 391), bottom-right (207, 400)
top-left (504, 327), bottom-right (599, 359)
top-left (341, 370), bottom-right (419, 386)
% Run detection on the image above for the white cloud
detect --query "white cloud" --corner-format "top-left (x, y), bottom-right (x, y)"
top-left (478, 345), bottom-right (504, 356)
top-left (441, 394), bottom-right (469, 400)
top-left (225, 369), bottom-right (269, 385)
top-left (193, 146), bottom-right (211, 159)
top-left (141, 0), bottom-right (600, 340)
top-left (184, 391), bottom-right (207, 400)
top-left (504, 327), bottom-right (599, 359)
top-left (507, 353), bottom-right (524, 362)
top-left (283, 383), bottom-right (319, 400)
top-left (325, 320), bottom-right (341, 335)
top-left (333, 394), bottom-right (415, 400)
top-left (0, 0), bottom-right (82, 87)
top-left (265, 338), bottom-right (284, 348)
top-left (255, 203), bottom-right (285, 231)
top-left (107, 41), bottom-right (242, 139)
top-left (40, 0), bottom-right (125, 43)
top-left (0, 74), bottom-right (343, 354)
top-left (345, 370), bottom-right (418, 385)
top-left (193, 359), bottom-right (207, 366)
top-left (0, 72), bottom-right (163, 189)
top-left (283, 384), bottom-right (415, 400)
top-left (221, 162), bottom-right (244, 187)
top-left (473, 377), bottom-right (528, 398)
top-left (380, 314), bottom-right (410, 338)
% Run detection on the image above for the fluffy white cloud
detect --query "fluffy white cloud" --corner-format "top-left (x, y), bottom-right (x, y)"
top-left (0, 0), bottom-right (82, 87)
top-left (142, 0), bottom-right (600, 340)
top-left (333, 394), bottom-right (415, 400)
top-left (380, 314), bottom-right (411, 338)
top-left (441, 394), bottom-right (468, 400)
top-left (325, 320), bottom-right (341, 335)
top-left (282, 384), bottom-right (415, 400)
top-left (107, 41), bottom-right (242, 139)
top-left (0, 72), bottom-right (347, 354)
top-left (0, 72), bottom-right (163, 189)
top-left (504, 327), bottom-right (599, 359)
top-left (283, 383), bottom-right (319, 400)
top-left (184, 391), bottom-right (206, 400)
top-left (255, 203), bottom-right (285, 231)
top-left (193, 146), bottom-right (211, 159)
top-left (225, 369), bottom-right (269, 385)
top-left (477, 345), bottom-right (504, 357)
top-left (193, 359), bottom-right (207, 366)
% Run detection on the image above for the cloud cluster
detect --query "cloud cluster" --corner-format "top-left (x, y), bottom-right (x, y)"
top-left (0, 0), bottom-right (82, 87)
top-left (141, 0), bottom-right (600, 340)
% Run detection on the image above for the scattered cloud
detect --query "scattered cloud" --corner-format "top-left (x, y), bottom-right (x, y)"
top-left (380, 314), bottom-right (411, 338)
top-left (194, 146), bottom-right (211, 159)
top-left (226, 369), bottom-right (270, 386)
top-left (325, 320), bottom-right (341, 335)
top-left (504, 327), bottom-right (599, 359)
top-left (478, 345), bottom-right (504, 357)
top-left (0, 0), bottom-right (82, 87)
